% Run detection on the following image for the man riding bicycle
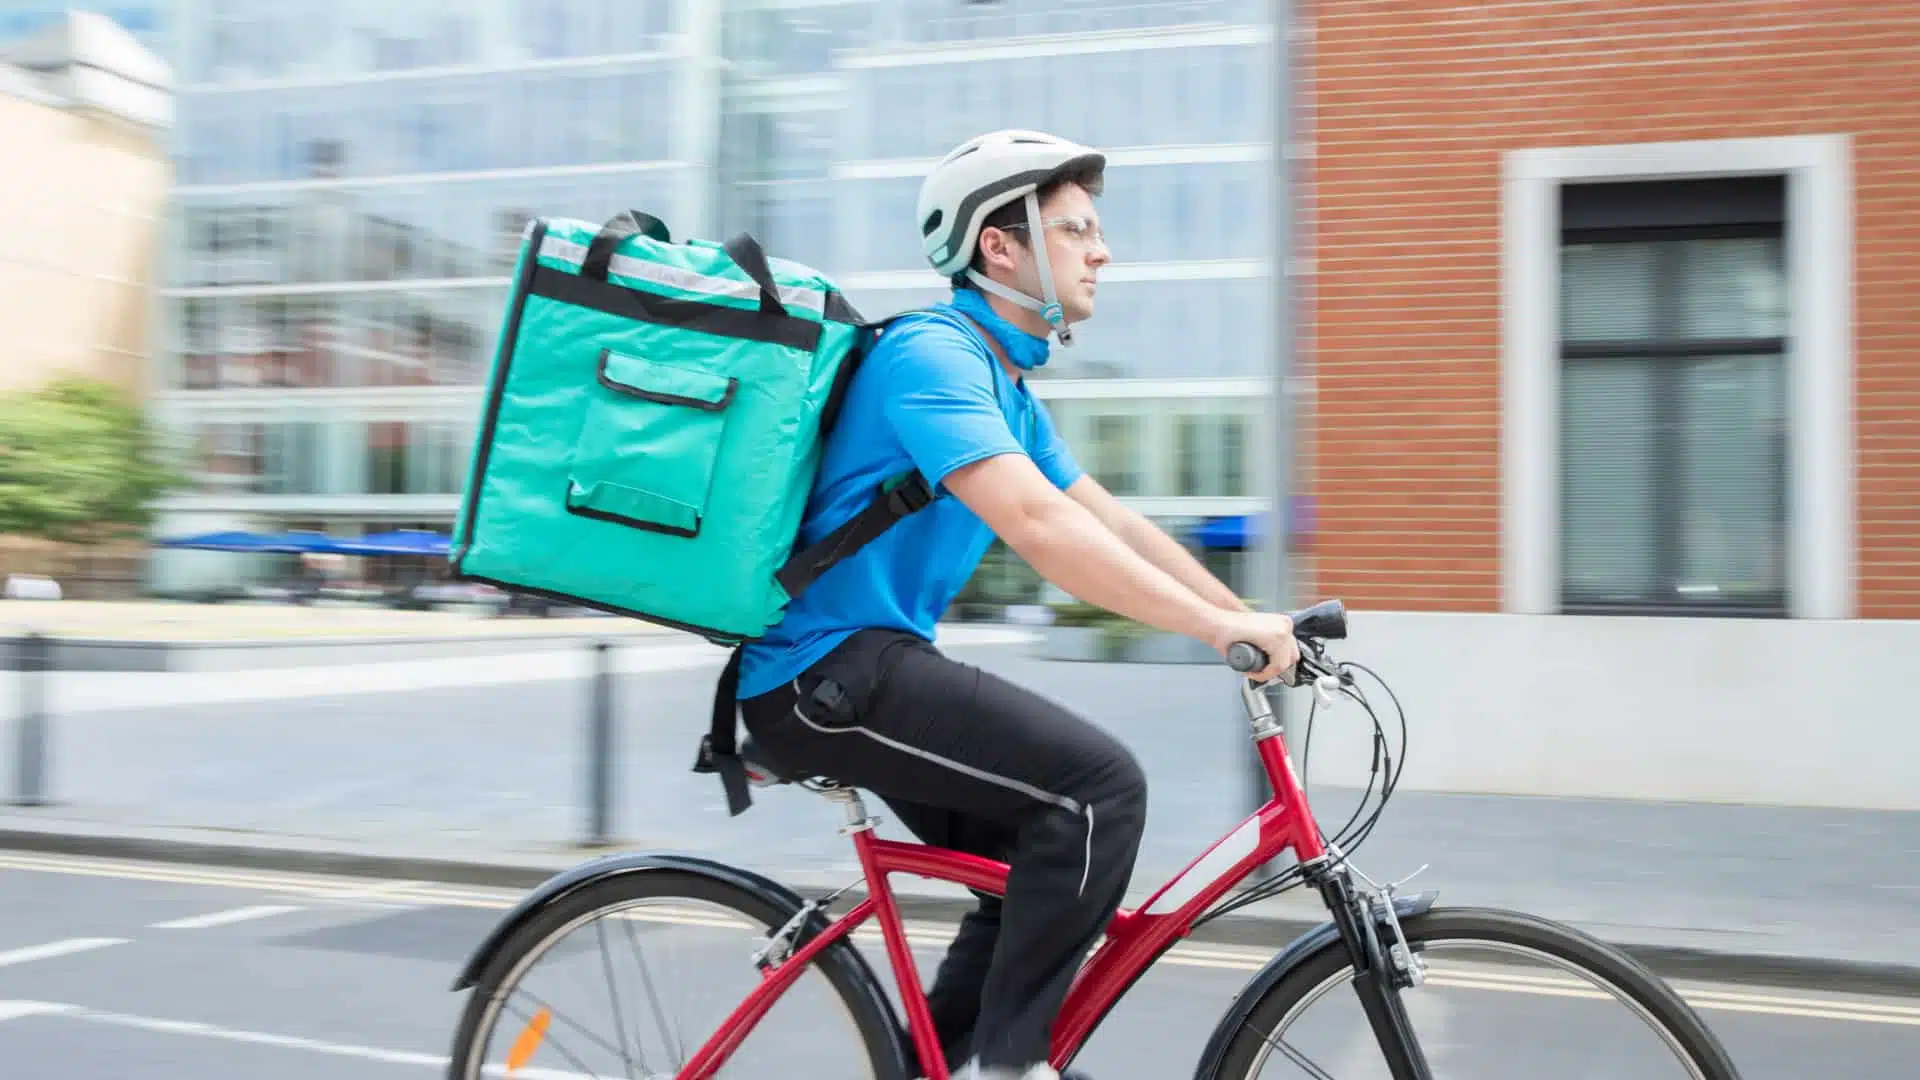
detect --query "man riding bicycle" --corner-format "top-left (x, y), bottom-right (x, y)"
top-left (736, 129), bottom-right (1302, 1080)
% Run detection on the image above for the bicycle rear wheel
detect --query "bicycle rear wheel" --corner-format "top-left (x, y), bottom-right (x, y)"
top-left (447, 868), bottom-right (910, 1080)
top-left (1210, 907), bottom-right (1744, 1080)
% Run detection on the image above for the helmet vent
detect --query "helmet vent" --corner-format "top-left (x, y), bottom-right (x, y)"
top-left (921, 208), bottom-right (944, 236)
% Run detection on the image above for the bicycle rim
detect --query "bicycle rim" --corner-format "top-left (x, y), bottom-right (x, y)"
top-left (452, 876), bottom-right (898, 1080)
top-left (1223, 911), bottom-right (1741, 1080)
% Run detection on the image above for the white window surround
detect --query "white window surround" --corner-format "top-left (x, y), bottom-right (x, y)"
top-left (151, 491), bottom-right (1264, 520)
top-left (835, 23), bottom-right (1264, 69)
top-left (150, 378), bottom-right (1279, 417)
top-left (1501, 134), bottom-right (1854, 619)
top-left (833, 143), bottom-right (1270, 180)
top-left (181, 48), bottom-right (687, 95)
top-left (175, 159), bottom-right (693, 198)
top-left (839, 258), bottom-right (1272, 291)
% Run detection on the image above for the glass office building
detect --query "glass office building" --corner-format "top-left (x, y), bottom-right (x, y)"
top-left (109, 1), bottom-right (1283, 598)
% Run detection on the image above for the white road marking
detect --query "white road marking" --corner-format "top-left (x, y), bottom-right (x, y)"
top-left (53, 1004), bottom-right (447, 1068)
top-left (149, 904), bottom-right (303, 930)
top-left (0, 852), bottom-right (370, 895)
top-left (0, 937), bottom-right (127, 969)
top-left (0, 1000), bottom-right (592, 1078)
top-left (2, 852), bottom-right (1917, 1027)
top-left (0, 1000), bottom-right (77, 1022)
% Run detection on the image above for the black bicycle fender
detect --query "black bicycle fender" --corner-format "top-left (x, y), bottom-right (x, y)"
top-left (1189, 890), bottom-right (1440, 1080)
top-left (450, 851), bottom-right (830, 990)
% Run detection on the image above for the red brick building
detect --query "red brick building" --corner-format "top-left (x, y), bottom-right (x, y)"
top-left (1305, 1), bottom-right (1918, 620)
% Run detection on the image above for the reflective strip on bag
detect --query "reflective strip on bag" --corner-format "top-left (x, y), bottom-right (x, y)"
top-left (537, 234), bottom-right (831, 317)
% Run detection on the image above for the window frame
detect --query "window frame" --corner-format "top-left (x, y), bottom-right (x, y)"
top-left (1500, 135), bottom-right (1855, 620)
top-left (1557, 210), bottom-right (1790, 617)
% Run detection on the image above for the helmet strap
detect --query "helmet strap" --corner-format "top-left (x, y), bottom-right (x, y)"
top-left (961, 193), bottom-right (1076, 347)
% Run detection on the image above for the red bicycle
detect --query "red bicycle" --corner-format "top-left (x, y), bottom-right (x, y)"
top-left (447, 600), bottom-right (1743, 1080)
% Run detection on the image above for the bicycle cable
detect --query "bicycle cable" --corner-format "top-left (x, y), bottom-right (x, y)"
top-left (1195, 654), bottom-right (1410, 926)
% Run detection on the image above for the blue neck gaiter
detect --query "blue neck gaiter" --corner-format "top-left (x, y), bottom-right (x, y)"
top-left (947, 286), bottom-right (1052, 371)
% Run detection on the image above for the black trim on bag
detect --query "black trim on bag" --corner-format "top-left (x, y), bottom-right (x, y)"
top-left (720, 232), bottom-right (787, 317)
top-left (584, 210), bottom-right (673, 280)
top-left (451, 220), bottom-right (548, 571)
top-left (444, 570), bottom-right (753, 648)
top-left (564, 483), bottom-right (702, 538)
top-left (823, 290), bottom-right (865, 326)
top-left (529, 264), bottom-right (822, 352)
top-left (596, 349), bottom-right (737, 411)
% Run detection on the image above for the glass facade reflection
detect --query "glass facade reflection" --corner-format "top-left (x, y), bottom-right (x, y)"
top-left (151, 0), bottom-right (1275, 576)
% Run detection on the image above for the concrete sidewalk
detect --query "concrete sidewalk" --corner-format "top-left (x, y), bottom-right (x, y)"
top-left (0, 634), bottom-right (1913, 996)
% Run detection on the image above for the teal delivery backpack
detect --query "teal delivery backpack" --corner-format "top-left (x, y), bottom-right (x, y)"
top-left (449, 209), bottom-right (935, 639)
top-left (449, 210), bottom-right (941, 810)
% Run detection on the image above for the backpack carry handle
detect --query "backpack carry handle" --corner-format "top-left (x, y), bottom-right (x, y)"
top-left (583, 210), bottom-right (672, 281)
top-left (721, 232), bottom-right (789, 318)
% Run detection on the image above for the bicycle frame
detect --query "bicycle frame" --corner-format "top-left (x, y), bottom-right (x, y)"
top-left (675, 680), bottom-right (1332, 1080)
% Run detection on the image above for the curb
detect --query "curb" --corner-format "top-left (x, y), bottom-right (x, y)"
top-left (1, 826), bottom-right (1915, 999)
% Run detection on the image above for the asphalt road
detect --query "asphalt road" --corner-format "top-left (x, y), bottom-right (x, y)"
top-left (0, 851), bottom-right (1914, 1079)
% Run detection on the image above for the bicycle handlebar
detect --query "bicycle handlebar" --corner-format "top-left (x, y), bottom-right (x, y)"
top-left (1226, 598), bottom-right (1347, 683)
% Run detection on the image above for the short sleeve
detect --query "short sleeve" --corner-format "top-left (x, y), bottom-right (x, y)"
top-left (1029, 400), bottom-right (1084, 491)
top-left (876, 317), bottom-right (1027, 489)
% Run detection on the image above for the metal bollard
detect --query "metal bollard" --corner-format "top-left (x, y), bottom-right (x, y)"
top-left (585, 639), bottom-right (613, 846)
top-left (13, 632), bottom-right (49, 807)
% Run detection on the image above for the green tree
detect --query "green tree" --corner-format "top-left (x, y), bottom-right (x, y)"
top-left (0, 376), bottom-right (183, 543)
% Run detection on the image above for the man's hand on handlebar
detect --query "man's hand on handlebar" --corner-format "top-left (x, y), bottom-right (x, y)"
top-left (1208, 610), bottom-right (1302, 685)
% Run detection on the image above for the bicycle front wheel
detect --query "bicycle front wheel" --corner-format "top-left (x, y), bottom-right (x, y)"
top-left (1211, 907), bottom-right (1744, 1080)
top-left (447, 868), bottom-right (909, 1080)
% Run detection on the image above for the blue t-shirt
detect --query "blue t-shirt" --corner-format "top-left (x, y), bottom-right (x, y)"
top-left (736, 289), bottom-right (1084, 699)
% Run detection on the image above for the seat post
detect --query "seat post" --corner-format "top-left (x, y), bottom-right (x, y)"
top-left (825, 787), bottom-right (877, 834)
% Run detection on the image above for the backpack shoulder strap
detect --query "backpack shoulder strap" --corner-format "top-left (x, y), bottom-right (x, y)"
top-left (773, 305), bottom-right (1006, 599)
top-left (698, 304), bottom-right (1013, 816)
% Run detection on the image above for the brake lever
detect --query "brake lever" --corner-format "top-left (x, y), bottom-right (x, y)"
top-left (1294, 645), bottom-right (1345, 710)
top-left (1311, 672), bottom-right (1341, 710)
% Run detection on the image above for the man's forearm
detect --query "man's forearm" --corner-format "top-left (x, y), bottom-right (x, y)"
top-left (999, 498), bottom-right (1231, 645)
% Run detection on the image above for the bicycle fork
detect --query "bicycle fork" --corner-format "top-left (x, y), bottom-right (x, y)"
top-left (1303, 857), bottom-right (1435, 1080)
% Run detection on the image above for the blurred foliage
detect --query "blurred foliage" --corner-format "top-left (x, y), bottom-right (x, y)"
top-left (0, 377), bottom-right (183, 543)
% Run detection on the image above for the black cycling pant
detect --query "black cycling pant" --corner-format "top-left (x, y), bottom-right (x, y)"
top-left (740, 627), bottom-right (1149, 1073)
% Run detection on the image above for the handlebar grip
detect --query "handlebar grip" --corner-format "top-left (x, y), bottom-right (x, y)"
top-left (1226, 642), bottom-right (1268, 673)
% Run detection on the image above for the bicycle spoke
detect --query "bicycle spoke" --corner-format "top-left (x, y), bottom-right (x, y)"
top-left (1263, 1030), bottom-right (1338, 1080)
top-left (624, 915), bottom-right (686, 1066)
top-left (595, 919), bottom-right (642, 1080)
top-left (501, 996), bottom-right (615, 1080)
top-left (504, 986), bottom-right (633, 1069)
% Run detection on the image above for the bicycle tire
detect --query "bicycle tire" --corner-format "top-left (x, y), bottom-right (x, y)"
top-left (446, 868), bottom-right (911, 1080)
top-left (1209, 907), bottom-right (1744, 1080)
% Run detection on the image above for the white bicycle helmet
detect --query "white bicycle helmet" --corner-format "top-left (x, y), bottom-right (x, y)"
top-left (916, 129), bottom-right (1106, 346)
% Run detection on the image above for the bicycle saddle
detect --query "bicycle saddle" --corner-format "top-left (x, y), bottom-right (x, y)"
top-left (738, 736), bottom-right (843, 791)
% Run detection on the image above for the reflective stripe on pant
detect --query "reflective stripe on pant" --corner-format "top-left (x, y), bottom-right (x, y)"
top-left (740, 628), bottom-right (1149, 1072)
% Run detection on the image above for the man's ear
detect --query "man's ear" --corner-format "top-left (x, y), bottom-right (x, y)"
top-left (976, 226), bottom-right (1022, 274)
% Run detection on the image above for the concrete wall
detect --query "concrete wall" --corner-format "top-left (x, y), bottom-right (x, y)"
top-left (1294, 611), bottom-right (1919, 812)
